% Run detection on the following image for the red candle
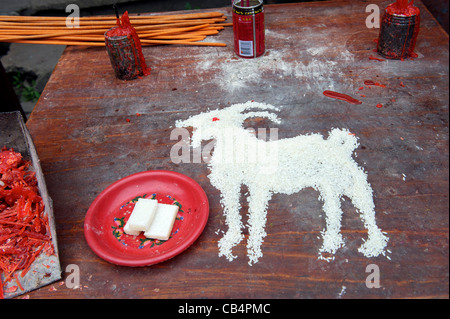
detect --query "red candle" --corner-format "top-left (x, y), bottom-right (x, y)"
top-left (377, 0), bottom-right (420, 59)
top-left (105, 11), bottom-right (150, 80)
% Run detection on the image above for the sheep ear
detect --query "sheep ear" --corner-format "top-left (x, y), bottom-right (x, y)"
top-left (234, 101), bottom-right (281, 123)
top-left (175, 117), bottom-right (193, 128)
top-left (236, 101), bottom-right (280, 112)
top-left (241, 111), bottom-right (281, 124)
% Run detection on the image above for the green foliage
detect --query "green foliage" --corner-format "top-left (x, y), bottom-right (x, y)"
top-left (184, 2), bottom-right (201, 10)
top-left (12, 72), bottom-right (22, 88)
top-left (22, 80), bottom-right (40, 102)
top-left (10, 70), bottom-right (41, 102)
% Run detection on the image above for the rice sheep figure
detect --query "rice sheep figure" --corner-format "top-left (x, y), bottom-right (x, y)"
top-left (175, 101), bottom-right (388, 265)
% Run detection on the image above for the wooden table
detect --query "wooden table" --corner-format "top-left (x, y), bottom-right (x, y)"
top-left (24, 0), bottom-right (448, 299)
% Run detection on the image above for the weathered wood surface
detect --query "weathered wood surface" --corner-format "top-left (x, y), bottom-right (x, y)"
top-left (24, 0), bottom-right (448, 299)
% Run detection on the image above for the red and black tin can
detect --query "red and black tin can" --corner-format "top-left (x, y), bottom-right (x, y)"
top-left (377, 9), bottom-right (420, 59)
top-left (232, 0), bottom-right (265, 58)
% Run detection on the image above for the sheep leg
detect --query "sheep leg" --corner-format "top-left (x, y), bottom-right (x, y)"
top-left (318, 189), bottom-right (345, 260)
top-left (357, 208), bottom-right (388, 257)
top-left (217, 184), bottom-right (244, 262)
top-left (345, 168), bottom-right (389, 257)
top-left (246, 188), bottom-right (272, 265)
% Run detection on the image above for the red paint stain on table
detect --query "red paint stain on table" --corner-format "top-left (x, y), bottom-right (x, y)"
top-left (364, 80), bottom-right (386, 88)
top-left (323, 90), bottom-right (362, 105)
top-left (369, 55), bottom-right (385, 62)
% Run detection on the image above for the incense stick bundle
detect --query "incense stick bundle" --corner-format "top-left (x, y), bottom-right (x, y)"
top-left (0, 11), bottom-right (230, 47)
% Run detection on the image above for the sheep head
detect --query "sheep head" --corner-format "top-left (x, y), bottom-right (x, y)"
top-left (175, 101), bottom-right (281, 148)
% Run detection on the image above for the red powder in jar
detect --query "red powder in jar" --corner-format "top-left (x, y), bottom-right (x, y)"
top-left (386, 0), bottom-right (420, 17)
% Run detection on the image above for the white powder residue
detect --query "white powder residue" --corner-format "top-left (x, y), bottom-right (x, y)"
top-left (307, 47), bottom-right (327, 56)
top-left (195, 28), bottom-right (353, 94)
top-left (196, 48), bottom-right (349, 93)
top-left (197, 48), bottom-right (294, 93)
top-left (176, 101), bottom-right (389, 265)
top-left (265, 28), bottom-right (291, 40)
top-left (338, 286), bottom-right (347, 298)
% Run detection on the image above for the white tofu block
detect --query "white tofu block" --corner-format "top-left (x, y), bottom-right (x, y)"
top-left (144, 203), bottom-right (179, 240)
top-left (124, 198), bottom-right (158, 233)
top-left (123, 222), bottom-right (140, 236)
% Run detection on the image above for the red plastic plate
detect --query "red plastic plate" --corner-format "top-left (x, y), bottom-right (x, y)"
top-left (84, 170), bottom-right (209, 266)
